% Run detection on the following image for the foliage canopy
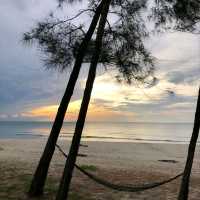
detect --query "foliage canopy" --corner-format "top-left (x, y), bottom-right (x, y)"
top-left (23, 0), bottom-right (200, 83)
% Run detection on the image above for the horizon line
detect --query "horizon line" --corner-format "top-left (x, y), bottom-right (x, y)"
top-left (0, 120), bottom-right (193, 124)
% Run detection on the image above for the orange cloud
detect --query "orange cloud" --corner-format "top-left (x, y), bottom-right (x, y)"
top-left (22, 100), bottom-right (135, 121)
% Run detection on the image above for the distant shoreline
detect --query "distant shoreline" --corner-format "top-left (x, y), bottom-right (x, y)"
top-left (1, 134), bottom-right (199, 145)
top-left (0, 120), bottom-right (193, 124)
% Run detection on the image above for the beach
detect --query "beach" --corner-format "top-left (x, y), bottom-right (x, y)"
top-left (0, 138), bottom-right (200, 199)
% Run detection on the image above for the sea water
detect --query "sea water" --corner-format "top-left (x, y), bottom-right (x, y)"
top-left (0, 121), bottom-right (196, 144)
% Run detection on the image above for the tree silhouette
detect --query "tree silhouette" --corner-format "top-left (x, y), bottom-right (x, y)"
top-left (178, 88), bottom-right (200, 200)
top-left (23, 0), bottom-right (200, 198)
top-left (24, 1), bottom-right (105, 196)
top-left (56, 1), bottom-right (112, 199)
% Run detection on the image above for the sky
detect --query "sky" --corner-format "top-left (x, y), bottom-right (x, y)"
top-left (0, 0), bottom-right (199, 123)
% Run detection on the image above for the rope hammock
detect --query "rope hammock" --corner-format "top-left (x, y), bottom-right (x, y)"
top-left (55, 144), bottom-right (183, 192)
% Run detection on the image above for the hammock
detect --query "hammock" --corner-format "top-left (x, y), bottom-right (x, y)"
top-left (56, 144), bottom-right (183, 192)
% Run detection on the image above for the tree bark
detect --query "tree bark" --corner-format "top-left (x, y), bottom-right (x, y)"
top-left (28, 2), bottom-right (104, 197)
top-left (55, 1), bottom-right (111, 200)
top-left (178, 87), bottom-right (200, 200)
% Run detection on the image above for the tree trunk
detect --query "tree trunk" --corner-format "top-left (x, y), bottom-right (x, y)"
top-left (28, 2), bottom-right (104, 197)
top-left (178, 87), bottom-right (200, 200)
top-left (55, 1), bottom-right (111, 200)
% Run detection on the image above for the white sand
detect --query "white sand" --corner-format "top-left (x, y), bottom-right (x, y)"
top-left (0, 138), bottom-right (199, 174)
top-left (0, 138), bottom-right (200, 199)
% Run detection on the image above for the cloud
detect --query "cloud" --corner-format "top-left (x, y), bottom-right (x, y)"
top-left (149, 32), bottom-right (199, 62)
top-left (0, 114), bottom-right (8, 119)
top-left (166, 102), bottom-right (195, 110)
top-left (21, 99), bottom-right (135, 121)
top-left (0, 0), bottom-right (86, 115)
top-left (0, 1), bottom-right (199, 122)
top-left (166, 67), bottom-right (200, 84)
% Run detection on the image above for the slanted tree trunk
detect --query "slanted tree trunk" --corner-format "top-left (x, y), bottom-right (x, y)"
top-left (28, 2), bottom-right (104, 197)
top-left (55, 1), bottom-right (111, 200)
top-left (178, 87), bottom-right (200, 200)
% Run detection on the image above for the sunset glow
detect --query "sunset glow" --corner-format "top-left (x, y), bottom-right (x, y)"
top-left (22, 98), bottom-right (135, 121)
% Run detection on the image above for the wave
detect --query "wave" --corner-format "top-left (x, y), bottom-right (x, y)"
top-left (15, 132), bottom-right (199, 144)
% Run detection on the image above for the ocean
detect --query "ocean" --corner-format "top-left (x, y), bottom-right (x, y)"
top-left (0, 121), bottom-right (197, 144)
